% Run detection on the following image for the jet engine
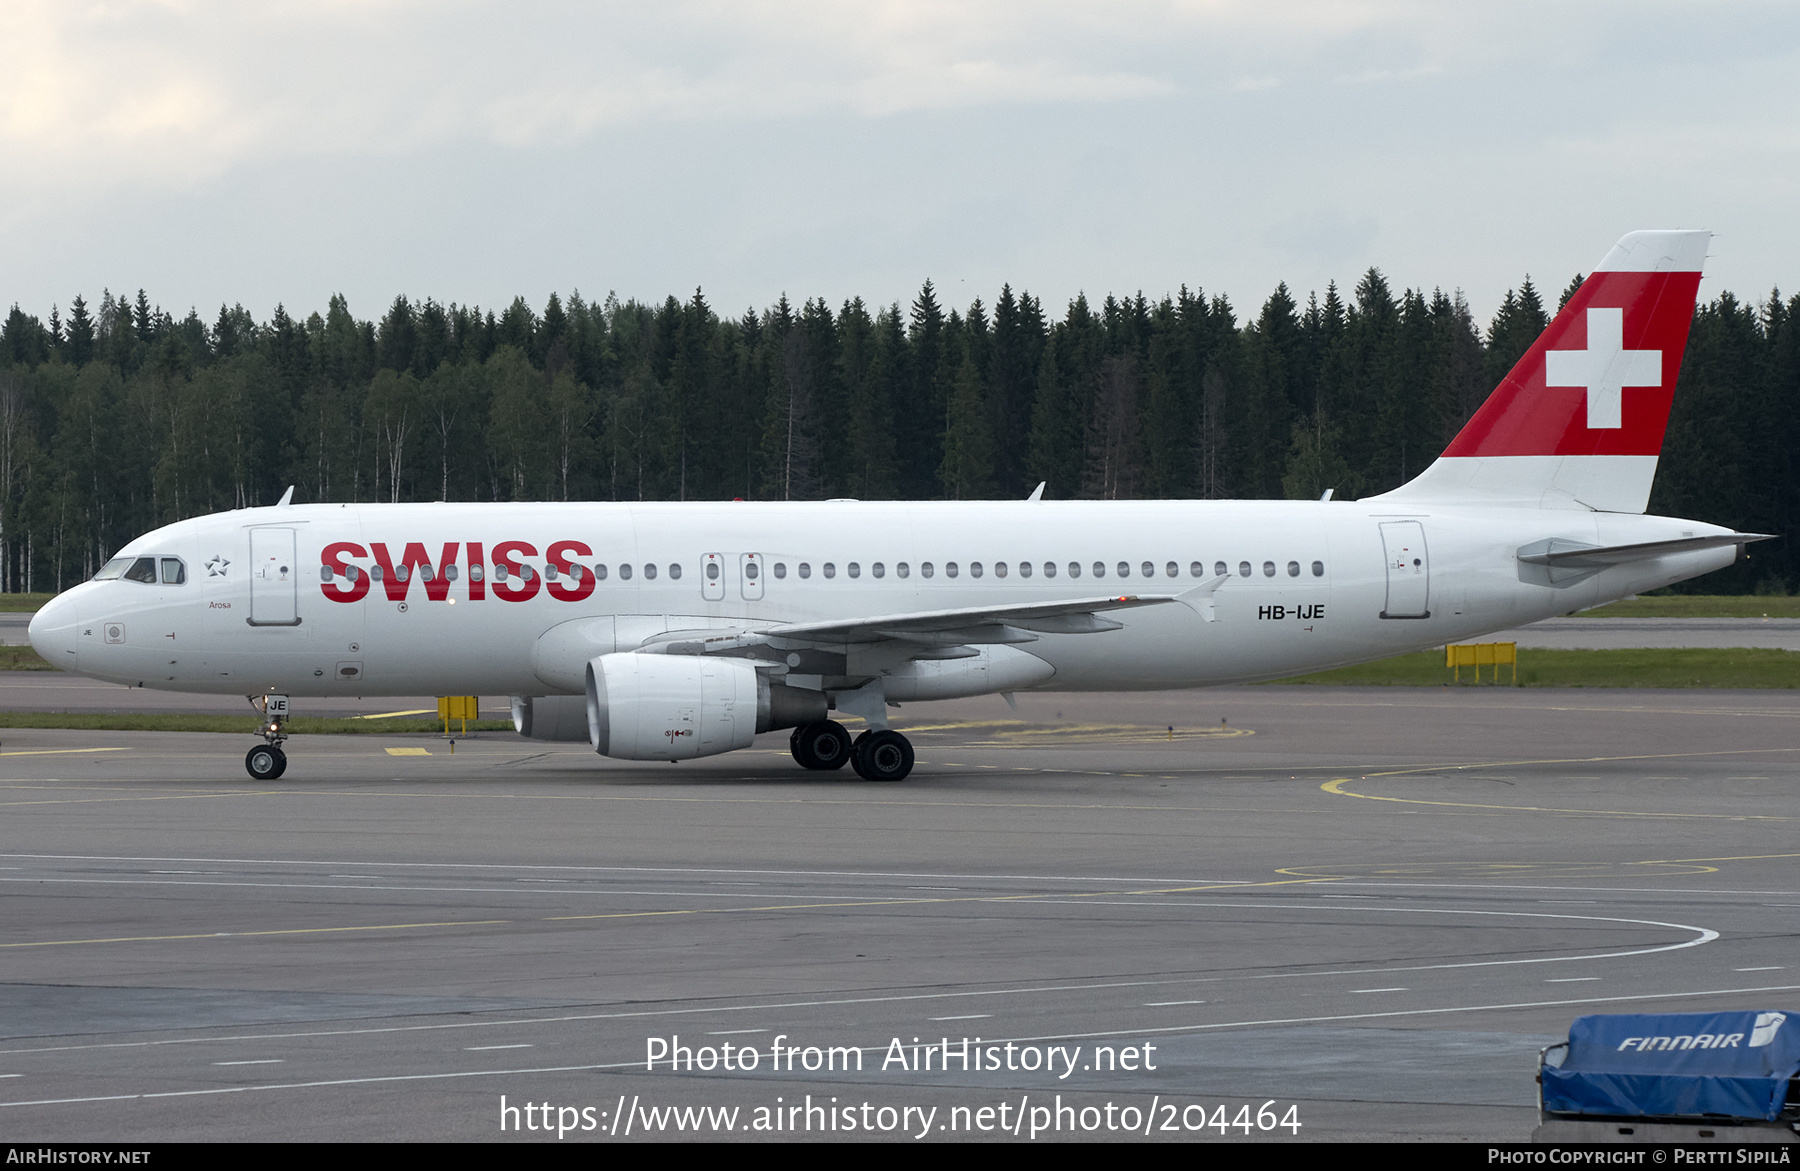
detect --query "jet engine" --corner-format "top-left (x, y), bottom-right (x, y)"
top-left (584, 653), bottom-right (826, 761)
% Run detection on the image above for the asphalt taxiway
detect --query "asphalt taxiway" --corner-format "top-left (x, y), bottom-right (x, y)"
top-left (1, 686), bottom-right (1796, 1143)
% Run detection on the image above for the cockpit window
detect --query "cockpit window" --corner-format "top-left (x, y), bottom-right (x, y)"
top-left (91, 557), bottom-right (132, 581)
top-left (123, 557), bottom-right (158, 584)
top-left (160, 558), bottom-right (186, 585)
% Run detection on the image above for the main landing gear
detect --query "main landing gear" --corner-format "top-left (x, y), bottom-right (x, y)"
top-left (851, 729), bottom-right (914, 782)
top-left (245, 693), bottom-right (289, 780)
top-left (787, 720), bottom-right (914, 782)
top-left (790, 720), bottom-right (852, 771)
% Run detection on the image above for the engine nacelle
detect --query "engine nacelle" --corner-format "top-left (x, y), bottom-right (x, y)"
top-left (584, 653), bottom-right (827, 761)
top-left (511, 694), bottom-right (593, 741)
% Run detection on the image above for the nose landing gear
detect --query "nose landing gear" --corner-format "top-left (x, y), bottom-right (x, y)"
top-left (246, 693), bottom-right (290, 780)
top-left (246, 743), bottom-right (287, 780)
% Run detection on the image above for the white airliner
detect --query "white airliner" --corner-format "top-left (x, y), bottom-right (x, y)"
top-left (28, 231), bottom-right (1764, 782)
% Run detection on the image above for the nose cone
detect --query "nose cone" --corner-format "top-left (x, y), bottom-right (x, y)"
top-left (28, 591), bottom-right (79, 670)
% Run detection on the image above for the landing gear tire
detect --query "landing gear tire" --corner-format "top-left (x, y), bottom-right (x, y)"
top-left (246, 744), bottom-right (287, 781)
top-left (850, 729), bottom-right (914, 782)
top-left (791, 720), bottom-right (853, 770)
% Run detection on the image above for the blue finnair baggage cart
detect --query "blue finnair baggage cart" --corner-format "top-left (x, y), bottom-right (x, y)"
top-left (1534, 1010), bottom-right (1800, 1143)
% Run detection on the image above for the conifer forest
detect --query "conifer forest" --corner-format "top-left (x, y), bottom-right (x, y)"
top-left (1, 271), bottom-right (1795, 594)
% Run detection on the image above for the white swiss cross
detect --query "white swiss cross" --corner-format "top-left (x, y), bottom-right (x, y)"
top-left (1544, 307), bottom-right (1661, 430)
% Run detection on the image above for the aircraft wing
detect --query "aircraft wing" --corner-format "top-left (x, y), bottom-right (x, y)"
top-left (641, 587), bottom-right (1224, 659)
top-left (755, 593), bottom-right (1185, 646)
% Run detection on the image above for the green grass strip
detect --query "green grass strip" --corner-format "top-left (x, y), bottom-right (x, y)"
top-left (1271, 647), bottom-right (1800, 688)
top-left (0, 645), bottom-right (58, 670)
top-left (1578, 595), bottom-right (1800, 618)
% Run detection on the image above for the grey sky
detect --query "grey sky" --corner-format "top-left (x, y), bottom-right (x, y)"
top-left (3, 0), bottom-right (1795, 326)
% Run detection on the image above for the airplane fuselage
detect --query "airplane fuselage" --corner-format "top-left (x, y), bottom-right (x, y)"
top-left (29, 498), bottom-right (1736, 700)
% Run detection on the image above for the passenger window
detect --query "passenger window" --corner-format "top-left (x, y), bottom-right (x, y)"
top-left (669, 563), bottom-right (682, 580)
top-left (897, 562), bottom-right (910, 578)
top-left (1117, 562), bottom-right (1130, 578)
top-left (643, 564), bottom-right (656, 580)
top-left (1044, 562), bottom-right (1057, 578)
top-left (823, 563), bottom-right (837, 579)
top-left (469, 564), bottom-right (483, 582)
top-left (799, 562), bottom-right (811, 579)
top-left (1262, 561), bottom-right (1276, 577)
top-left (922, 562), bottom-right (934, 578)
top-left (1287, 561), bottom-right (1300, 577)
top-left (320, 564), bottom-right (334, 582)
top-left (1093, 562), bottom-right (1105, 578)
top-left (1312, 561), bottom-right (1325, 577)
top-left (161, 558), bottom-right (186, 584)
top-left (1019, 562), bottom-right (1032, 578)
top-left (1237, 561), bottom-right (1251, 577)
top-left (445, 564), bottom-right (459, 581)
top-left (1142, 561), bottom-right (1155, 577)
top-left (619, 563), bottom-right (632, 581)
top-left (1190, 561), bottom-right (1204, 577)
top-left (1165, 561), bottom-right (1177, 578)
top-left (994, 562), bottom-right (1007, 578)
top-left (595, 564), bottom-right (608, 580)
top-left (1065, 562), bottom-right (1079, 578)
top-left (848, 562), bottom-right (861, 579)
top-left (946, 562), bottom-right (959, 578)
top-left (872, 562), bottom-right (886, 579)
top-left (373, 564), bottom-right (388, 582)
top-left (394, 565), bottom-right (411, 583)
top-left (706, 562), bottom-right (721, 581)
top-left (773, 562), bottom-right (787, 579)
top-left (125, 557), bottom-right (157, 584)
top-left (1214, 561), bottom-right (1228, 577)
top-left (970, 562), bottom-right (983, 578)
top-left (544, 564), bottom-right (558, 581)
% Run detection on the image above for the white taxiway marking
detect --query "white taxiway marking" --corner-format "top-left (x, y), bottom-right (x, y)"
top-left (930, 1015), bottom-right (991, 1021)
top-left (0, 853), bottom-right (1250, 887)
top-left (464, 1045), bottom-right (532, 1051)
top-left (1144, 1001), bottom-right (1208, 1006)
top-left (213, 1060), bottom-right (283, 1066)
top-left (0, 917), bottom-right (1743, 1064)
top-left (705, 1029), bottom-right (769, 1036)
top-left (1546, 978), bottom-right (1600, 983)
top-left (1735, 966), bottom-right (1785, 971)
top-left (17, 984), bottom-right (1800, 1111)
top-left (1349, 988), bottom-right (1407, 993)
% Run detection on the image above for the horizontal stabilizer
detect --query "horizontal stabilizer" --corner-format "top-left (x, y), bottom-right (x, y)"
top-left (1517, 533), bottom-right (1771, 568)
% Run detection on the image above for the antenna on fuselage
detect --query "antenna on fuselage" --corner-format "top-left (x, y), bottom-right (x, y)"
top-left (276, 485), bottom-right (295, 507)
top-left (1026, 482), bottom-right (1046, 502)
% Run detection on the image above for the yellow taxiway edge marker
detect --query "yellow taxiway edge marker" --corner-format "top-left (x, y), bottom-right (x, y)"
top-left (356, 710), bottom-right (436, 720)
top-left (384, 747), bottom-right (431, 756)
top-left (0, 748), bottom-right (132, 757)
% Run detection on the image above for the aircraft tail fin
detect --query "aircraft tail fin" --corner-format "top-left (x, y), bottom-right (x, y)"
top-left (1372, 230), bottom-right (1709, 513)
